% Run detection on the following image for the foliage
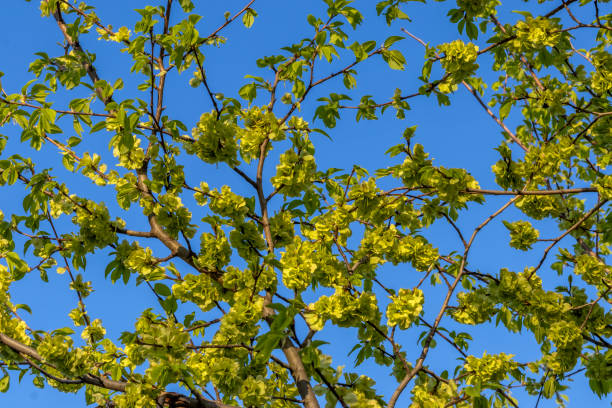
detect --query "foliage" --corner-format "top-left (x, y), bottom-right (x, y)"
top-left (0, 1), bottom-right (610, 408)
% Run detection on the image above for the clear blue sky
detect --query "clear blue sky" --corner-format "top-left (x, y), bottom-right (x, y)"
top-left (0, 1), bottom-right (608, 407)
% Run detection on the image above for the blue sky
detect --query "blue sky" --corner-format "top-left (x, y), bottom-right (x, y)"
top-left (0, 0), bottom-right (609, 407)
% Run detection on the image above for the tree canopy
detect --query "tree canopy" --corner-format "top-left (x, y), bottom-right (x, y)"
top-left (0, 0), bottom-right (611, 407)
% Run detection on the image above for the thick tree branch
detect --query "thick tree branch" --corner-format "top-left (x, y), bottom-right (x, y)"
top-left (50, 2), bottom-right (112, 105)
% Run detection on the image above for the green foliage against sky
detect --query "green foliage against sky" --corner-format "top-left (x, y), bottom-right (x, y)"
top-left (0, 0), bottom-right (611, 407)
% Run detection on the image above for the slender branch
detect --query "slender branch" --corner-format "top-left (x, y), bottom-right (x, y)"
top-left (388, 196), bottom-right (518, 408)
top-left (0, 333), bottom-right (126, 392)
top-left (465, 187), bottom-right (598, 196)
top-left (315, 367), bottom-right (349, 408)
top-left (530, 200), bottom-right (607, 277)
top-left (192, 48), bottom-right (221, 116)
top-left (203, 0), bottom-right (256, 41)
top-left (58, 0), bottom-right (131, 45)
top-left (50, 2), bottom-right (113, 104)
top-left (461, 81), bottom-right (528, 151)
top-left (400, 28), bottom-right (528, 151)
top-left (45, 211), bottom-right (93, 337)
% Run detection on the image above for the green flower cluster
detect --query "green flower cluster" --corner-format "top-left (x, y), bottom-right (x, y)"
top-left (215, 292), bottom-right (264, 344)
top-left (125, 246), bottom-right (165, 281)
top-left (195, 228), bottom-right (231, 271)
top-left (154, 193), bottom-right (195, 239)
top-left (223, 264), bottom-right (276, 293)
top-left (38, 333), bottom-right (89, 378)
top-left (112, 137), bottom-right (145, 169)
top-left (173, 273), bottom-right (224, 312)
top-left (464, 352), bottom-right (517, 385)
top-left (515, 195), bottom-right (563, 220)
top-left (489, 269), bottom-right (565, 321)
top-left (594, 174), bottom-right (612, 200)
top-left (81, 319), bottom-right (106, 344)
top-left (355, 223), bottom-right (438, 271)
top-left (591, 51), bottom-right (612, 94)
top-left (268, 211), bottom-right (295, 247)
top-left (452, 288), bottom-right (496, 325)
top-left (229, 221), bottom-right (266, 260)
top-left (503, 220), bottom-right (539, 250)
top-left (548, 320), bottom-right (581, 350)
top-left (111, 383), bottom-right (157, 408)
top-left (209, 186), bottom-right (250, 220)
top-left (544, 320), bottom-right (582, 373)
top-left (239, 376), bottom-right (268, 407)
top-left (409, 377), bottom-right (465, 408)
top-left (306, 291), bottom-right (380, 331)
top-left (437, 40), bottom-right (479, 93)
top-left (456, 0), bottom-right (500, 19)
top-left (512, 16), bottom-right (562, 52)
top-left (238, 107), bottom-right (286, 163)
top-left (386, 288), bottom-right (424, 330)
top-left (271, 149), bottom-right (317, 197)
top-left (0, 265), bottom-right (31, 345)
top-left (186, 112), bottom-right (238, 165)
top-left (72, 200), bottom-right (117, 252)
top-left (428, 167), bottom-right (482, 208)
top-left (280, 237), bottom-right (317, 292)
top-left (303, 205), bottom-right (353, 245)
top-left (574, 254), bottom-right (609, 288)
top-left (395, 235), bottom-right (439, 271)
top-left (585, 351), bottom-right (612, 398)
top-left (356, 225), bottom-right (399, 266)
top-left (348, 178), bottom-right (380, 218)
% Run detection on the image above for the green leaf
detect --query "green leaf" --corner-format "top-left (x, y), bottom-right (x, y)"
top-left (385, 144), bottom-right (405, 157)
top-left (0, 375), bottom-right (9, 393)
top-left (15, 304), bottom-right (32, 314)
top-left (178, 0), bottom-right (195, 12)
top-left (382, 49), bottom-right (406, 70)
top-left (154, 283), bottom-right (171, 297)
top-left (67, 136), bottom-right (81, 147)
top-left (499, 101), bottom-right (512, 120)
top-left (255, 331), bottom-right (284, 358)
top-left (239, 83), bottom-right (257, 102)
top-left (242, 8), bottom-right (257, 28)
top-left (384, 36), bottom-right (404, 48)
top-left (466, 21), bottom-right (478, 40)
top-left (160, 296), bottom-right (178, 314)
top-left (90, 121), bottom-right (107, 133)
